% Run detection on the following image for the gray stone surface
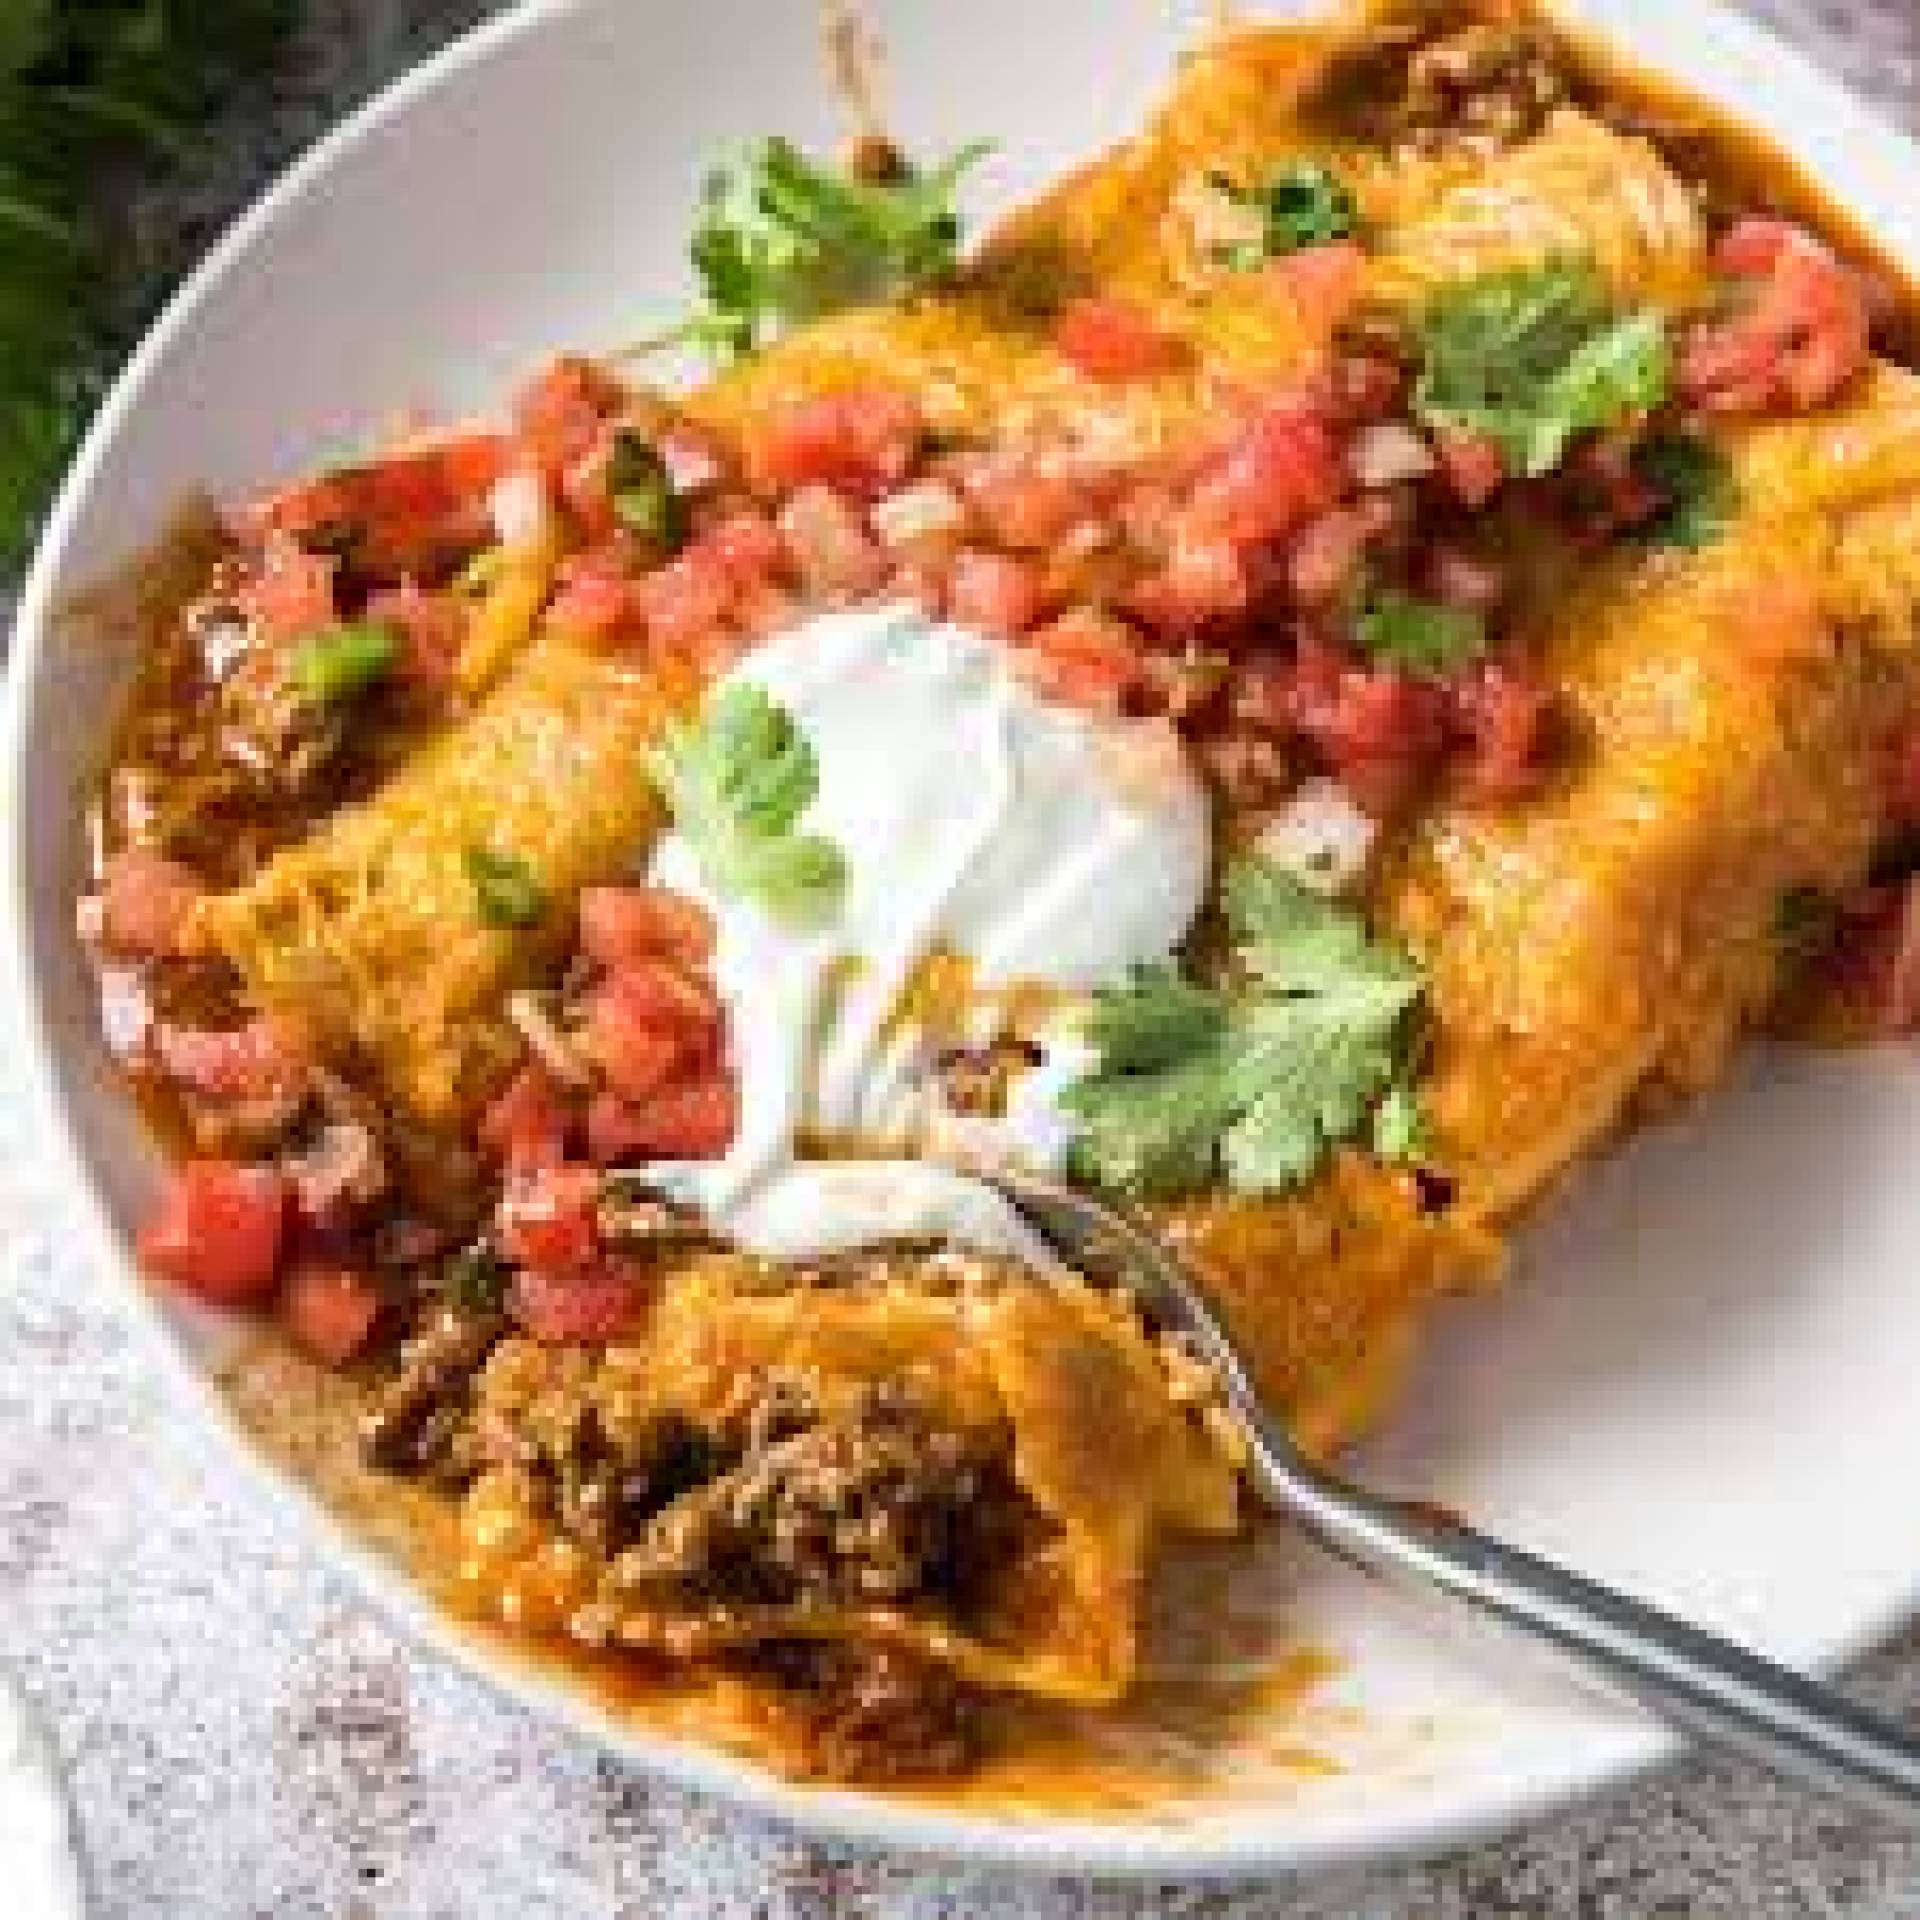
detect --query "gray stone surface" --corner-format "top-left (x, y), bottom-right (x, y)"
top-left (7, 2), bottom-right (1920, 1912)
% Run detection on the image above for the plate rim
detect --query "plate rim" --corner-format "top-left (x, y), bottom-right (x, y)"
top-left (4, 0), bottom-right (1917, 1878)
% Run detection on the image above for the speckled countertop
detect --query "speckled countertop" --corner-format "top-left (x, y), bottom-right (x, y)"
top-left (8, 2), bottom-right (1920, 1913)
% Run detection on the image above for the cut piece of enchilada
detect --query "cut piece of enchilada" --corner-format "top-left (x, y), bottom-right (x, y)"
top-left (88, 0), bottom-right (1920, 1784)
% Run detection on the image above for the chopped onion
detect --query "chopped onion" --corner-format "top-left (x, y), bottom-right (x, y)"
top-left (1171, 170), bottom-right (1265, 263)
top-left (1349, 420), bottom-right (1437, 489)
top-left (869, 478), bottom-right (969, 553)
top-left (506, 990), bottom-right (592, 1086)
top-left (1257, 778), bottom-right (1377, 893)
top-left (96, 967), bottom-right (152, 1060)
top-left (488, 469), bottom-right (555, 552)
top-left (777, 484), bottom-right (884, 600)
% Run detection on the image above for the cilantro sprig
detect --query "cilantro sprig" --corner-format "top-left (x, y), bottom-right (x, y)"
top-left (649, 683), bottom-right (848, 923)
top-left (669, 136), bottom-right (990, 359)
top-left (1063, 859), bottom-right (1428, 1197)
top-left (1352, 589), bottom-right (1487, 672)
top-left (1413, 261), bottom-right (1672, 479)
top-left (1210, 159), bottom-right (1360, 267)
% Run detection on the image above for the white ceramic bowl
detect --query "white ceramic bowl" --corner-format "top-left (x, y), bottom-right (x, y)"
top-left (10, 0), bottom-right (1920, 1879)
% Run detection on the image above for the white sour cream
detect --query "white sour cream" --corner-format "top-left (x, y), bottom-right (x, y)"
top-left (645, 606), bottom-right (1209, 1262)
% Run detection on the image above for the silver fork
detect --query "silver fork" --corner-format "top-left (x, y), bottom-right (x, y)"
top-left (983, 1165), bottom-right (1920, 1822)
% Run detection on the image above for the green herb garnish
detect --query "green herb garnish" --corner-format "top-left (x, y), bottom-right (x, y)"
top-left (1352, 589), bottom-right (1487, 672)
top-left (291, 620), bottom-right (399, 704)
top-left (1633, 432), bottom-right (1735, 550)
top-left (672, 136), bottom-right (990, 359)
top-left (606, 428), bottom-right (688, 551)
top-left (1063, 858), bottom-right (1425, 1197)
top-left (649, 683), bottom-right (848, 922)
top-left (443, 1243), bottom-right (508, 1313)
top-left (1370, 1080), bottom-right (1430, 1163)
top-left (464, 847), bottom-right (547, 929)
top-left (1413, 261), bottom-right (1671, 479)
top-left (1212, 159), bottom-right (1360, 266)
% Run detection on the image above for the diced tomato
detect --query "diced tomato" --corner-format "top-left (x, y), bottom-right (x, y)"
top-left (362, 582), bottom-right (465, 686)
top-left (1433, 429), bottom-right (1506, 508)
top-left (1018, 609), bottom-right (1142, 712)
top-left (1053, 297), bottom-right (1184, 382)
top-left (585, 1078), bottom-right (736, 1163)
top-left (629, 545), bottom-right (737, 655)
top-left (498, 1162), bottom-right (602, 1271)
top-left (1450, 663), bottom-right (1552, 802)
top-left (548, 548), bottom-right (642, 645)
top-left (95, 847), bottom-right (204, 958)
top-left (745, 387), bottom-right (922, 497)
top-left (1125, 521), bottom-right (1249, 634)
top-left (558, 431), bottom-right (622, 544)
top-left (137, 1160), bottom-right (288, 1307)
top-left (697, 507), bottom-right (789, 589)
top-left (946, 548), bottom-right (1043, 636)
top-left (513, 356), bottom-right (628, 479)
top-left (1322, 667), bottom-right (1446, 763)
top-left (1288, 497), bottom-right (1397, 607)
top-left (578, 886), bottom-right (714, 971)
top-left (156, 1014), bottom-right (313, 1105)
top-left (479, 1065), bottom-right (574, 1172)
top-left (584, 966), bottom-right (713, 1102)
top-left (1264, 240), bottom-right (1367, 339)
top-left (243, 434), bottom-right (510, 579)
top-left (1280, 633), bottom-right (1446, 808)
top-left (1186, 395), bottom-right (1343, 544)
top-left (510, 1257), bottom-right (643, 1344)
top-left (1682, 219), bottom-right (1870, 415)
top-left (957, 455), bottom-right (1084, 551)
top-left (236, 538), bottom-right (337, 641)
top-left (776, 485), bottom-right (885, 601)
top-left (281, 1261), bottom-right (383, 1365)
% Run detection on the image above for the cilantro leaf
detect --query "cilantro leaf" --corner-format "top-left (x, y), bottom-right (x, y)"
top-left (649, 683), bottom-right (848, 923)
top-left (1063, 860), bottom-right (1425, 1198)
top-left (1412, 261), bottom-right (1671, 479)
top-left (1351, 588), bottom-right (1487, 673)
top-left (1633, 432), bottom-right (1735, 549)
top-left (1212, 159), bottom-right (1359, 265)
top-left (605, 429), bottom-right (688, 552)
top-left (465, 847), bottom-right (547, 929)
top-left (674, 136), bottom-right (989, 359)
top-left (1371, 1080), bottom-right (1430, 1163)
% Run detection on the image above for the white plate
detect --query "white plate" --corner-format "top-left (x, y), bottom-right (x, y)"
top-left (8, 0), bottom-right (1920, 1880)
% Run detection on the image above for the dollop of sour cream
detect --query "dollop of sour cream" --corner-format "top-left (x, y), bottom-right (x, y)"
top-left (645, 605), bottom-right (1210, 1262)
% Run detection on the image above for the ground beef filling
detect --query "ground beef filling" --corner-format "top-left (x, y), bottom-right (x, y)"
top-left (605, 1387), bottom-right (1033, 1614)
top-left (452, 1339), bottom-right (1047, 1776)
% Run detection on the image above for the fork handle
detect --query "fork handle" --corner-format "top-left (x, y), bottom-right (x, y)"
top-left (1261, 1436), bottom-right (1920, 1820)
